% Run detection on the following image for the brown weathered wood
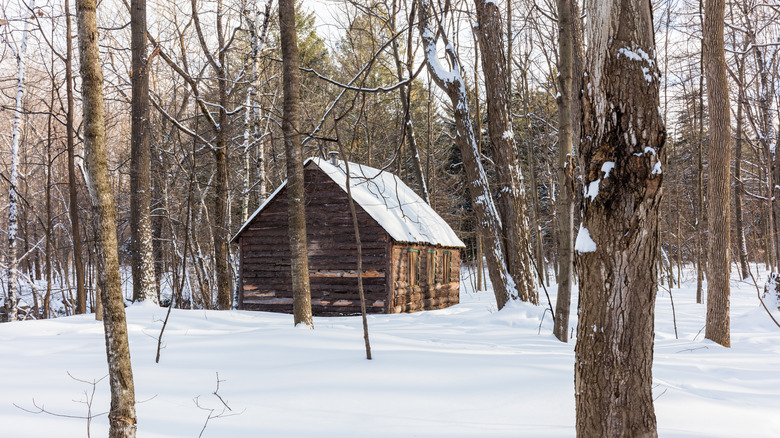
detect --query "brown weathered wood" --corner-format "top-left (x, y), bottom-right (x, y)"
top-left (309, 270), bottom-right (385, 278)
top-left (235, 163), bottom-right (462, 315)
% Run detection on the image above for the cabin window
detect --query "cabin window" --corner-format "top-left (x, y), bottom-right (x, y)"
top-left (408, 249), bottom-right (419, 286)
top-left (442, 251), bottom-right (452, 283)
top-left (426, 250), bottom-right (437, 285)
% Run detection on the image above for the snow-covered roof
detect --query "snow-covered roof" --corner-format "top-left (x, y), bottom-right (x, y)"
top-left (233, 157), bottom-right (465, 248)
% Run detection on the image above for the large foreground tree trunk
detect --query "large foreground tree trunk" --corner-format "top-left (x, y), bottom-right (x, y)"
top-left (574, 0), bottom-right (664, 435)
top-left (76, 0), bottom-right (137, 435)
top-left (703, 0), bottom-right (731, 348)
top-left (280, 0), bottom-right (313, 327)
top-left (474, 0), bottom-right (538, 304)
top-left (130, 0), bottom-right (157, 304)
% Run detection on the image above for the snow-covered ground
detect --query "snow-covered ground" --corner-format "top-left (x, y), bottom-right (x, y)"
top-left (1, 265), bottom-right (779, 437)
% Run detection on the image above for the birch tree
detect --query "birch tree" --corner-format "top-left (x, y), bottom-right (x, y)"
top-left (574, 0), bottom-right (665, 434)
top-left (3, 0), bottom-right (36, 322)
top-left (241, 0), bottom-right (273, 223)
top-left (76, 0), bottom-right (137, 433)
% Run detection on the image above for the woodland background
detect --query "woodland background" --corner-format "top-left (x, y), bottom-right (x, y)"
top-left (0, 0), bottom-right (778, 317)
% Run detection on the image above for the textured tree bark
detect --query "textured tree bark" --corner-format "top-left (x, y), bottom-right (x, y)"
top-left (704, 0), bottom-right (731, 348)
top-left (552, 0), bottom-right (581, 343)
top-left (130, 0), bottom-right (157, 304)
top-left (575, 0), bottom-right (664, 435)
top-left (696, 15), bottom-right (705, 304)
top-left (65, 0), bottom-right (87, 315)
top-left (474, 0), bottom-right (538, 304)
top-left (417, 0), bottom-right (516, 309)
top-left (195, 0), bottom-right (232, 311)
top-left (280, 0), bottom-right (313, 327)
top-left (214, 130), bottom-right (231, 310)
top-left (76, 0), bottom-right (137, 434)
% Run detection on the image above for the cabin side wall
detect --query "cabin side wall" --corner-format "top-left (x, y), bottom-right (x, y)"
top-left (389, 243), bottom-right (460, 313)
top-left (239, 167), bottom-right (390, 315)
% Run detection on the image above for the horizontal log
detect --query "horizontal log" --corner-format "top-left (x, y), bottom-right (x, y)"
top-left (240, 302), bottom-right (387, 315)
top-left (242, 256), bottom-right (388, 265)
top-left (305, 299), bottom-right (386, 307)
top-left (242, 283), bottom-right (387, 297)
top-left (241, 256), bottom-right (386, 269)
top-left (309, 270), bottom-right (385, 278)
top-left (243, 297), bottom-right (293, 305)
top-left (241, 242), bottom-right (387, 252)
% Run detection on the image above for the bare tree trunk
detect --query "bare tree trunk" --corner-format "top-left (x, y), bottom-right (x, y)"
top-left (505, 0), bottom-right (511, 92)
top-left (704, 0), bottom-right (731, 348)
top-left (474, 0), bottom-right (538, 304)
top-left (473, 39), bottom-right (484, 292)
top-left (532, 154), bottom-right (547, 287)
top-left (696, 0), bottom-right (705, 304)
top-left (339, 147), bottom-right (372, 359)
top-left (734, 49), bottom-right (749, 280)
top-left (526, 105), bottom-right (546, 286)
top-left (76, 0), bottom-right (137, 434)
top-left (280, 0), bottom-right (313, 327)
top-left (44, 65), bottom-right (56, 319)
top-left (749, 17), bottom-right (778, 273)
top-left (242, 0), bottom-right (273, 222)
top-left (575, 0), bottom-right (664, 434)
top-left (518, 63), bottom-right (548, 288)
top-left (418, 0), bottom-right (517, 308)
top-left (130, 0), bottom-right (157, 304)
top-left (66, 0), bottom-right (87, 315)
top-left (206, 0), bottom-right (233, 311)
top-left (5, 0), bottom-right (36, 322)
top-left (391, 0), bottom-right (429, 204)
top-left (552, 0), bottom-right (581, 342)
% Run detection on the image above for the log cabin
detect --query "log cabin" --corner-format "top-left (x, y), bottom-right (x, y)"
top-left (232, 155), bottom-right (466, 315)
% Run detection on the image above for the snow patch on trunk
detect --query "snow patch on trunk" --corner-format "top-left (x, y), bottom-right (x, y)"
top-left (575, 224), bottom-right (597, 253)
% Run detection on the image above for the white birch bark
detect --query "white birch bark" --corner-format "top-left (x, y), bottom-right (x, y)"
top-left (242, 0), bottom-right (272, 222)
top-left (4, 0), bottom-right (36, 322)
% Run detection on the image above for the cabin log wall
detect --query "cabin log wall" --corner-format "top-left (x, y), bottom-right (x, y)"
top-left (239, 167), bottom-right (390, 315)
top-left (237, 162), bottom-right (462, 316)
top-left (389, 244), bottom-right (460, 313)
